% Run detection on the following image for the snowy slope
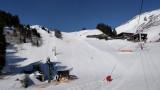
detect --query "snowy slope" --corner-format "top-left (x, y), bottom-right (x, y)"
top-left (116, 9), bottom-right (160, 42)
top-left (1, 25), bottom-right (160, 90)
top-left (70, 29), bottom-right (103, 39)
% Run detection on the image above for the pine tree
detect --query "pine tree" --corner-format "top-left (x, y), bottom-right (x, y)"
top-left (23, 37), bottom-right (26, 43)
top-left (12, 15), bottom-right (20, 26)
top-left (13, 29), bottom-right (17, 37)
top-left (26, 25), bottom-right (32, 39)
top-left (82, 28), bottom-right (87, 30)
top-left (96, 23), bottom-right (113, 37)
top-left (0, 25), bottom-right (6, 73)
top-left (112, 29), bottom-right (117, 37)
top-left (0, 10), bottom-right (20, 27)
top-left (55, 29), bottom-right (62, 39)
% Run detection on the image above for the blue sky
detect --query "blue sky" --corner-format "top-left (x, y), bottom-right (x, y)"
top-left (0, 0), bottom-right (160, 32)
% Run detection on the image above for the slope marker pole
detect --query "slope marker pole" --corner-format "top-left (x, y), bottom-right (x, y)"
top-left (110, 65), bottom-right (116, 76)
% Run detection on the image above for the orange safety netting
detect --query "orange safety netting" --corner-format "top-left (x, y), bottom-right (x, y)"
top-left (120, 50), bottom-right (133, 52)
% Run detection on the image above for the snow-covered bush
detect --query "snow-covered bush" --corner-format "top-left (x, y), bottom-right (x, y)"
top-left (55, 29), bottom-right (62, 39)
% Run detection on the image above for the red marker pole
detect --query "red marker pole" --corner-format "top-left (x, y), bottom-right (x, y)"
top-left (106, 65), bottom-right (116, 82)
top-left (110, 65), bottom-right (116, 76)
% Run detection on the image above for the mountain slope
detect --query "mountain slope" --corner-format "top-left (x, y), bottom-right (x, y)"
top-left (1, 25), bottom-right (160, 90)
top-left (116, 9), bottom-right (160, 42)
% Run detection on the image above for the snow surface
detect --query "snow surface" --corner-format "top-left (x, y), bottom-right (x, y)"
top-left (116, 9), bottom-right (160, 42)
top-left (1, 24), bottom-right (160, 90)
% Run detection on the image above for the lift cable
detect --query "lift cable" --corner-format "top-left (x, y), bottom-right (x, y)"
top-left (139, 51), bottom-right (150, 90)
top-left (136, 0), bottom-right (144, 49)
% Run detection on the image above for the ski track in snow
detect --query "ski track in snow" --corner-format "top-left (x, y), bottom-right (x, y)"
top-left (67, 80), bottom-right (102, 90)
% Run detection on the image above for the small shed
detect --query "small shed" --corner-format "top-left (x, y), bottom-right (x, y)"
top-left (56, 69), bottom-right (70, 82)
top-left (57, 69), bottom-right (70, 79)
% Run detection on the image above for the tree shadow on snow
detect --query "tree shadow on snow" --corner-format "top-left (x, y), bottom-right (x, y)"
top-left (4, 46), bottom-right (78, 86)
top-left (3, 51), bottom-right (27, 75)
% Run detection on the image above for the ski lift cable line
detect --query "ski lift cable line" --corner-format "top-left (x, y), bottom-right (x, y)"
top-left (147, 51), bottom-right (160, 89)
top-left (141, 52), bottom-right (160, 90)
top-left (139, 51), bottom-right (150, 90)
top-left (148, 53), bottom-right (160, 77)
top-left (136, 0), bottom-right (144, 32)
top-left (142, 51), bottom-right (160, 90)
top-left (136, 0), bottom-right (144, 50)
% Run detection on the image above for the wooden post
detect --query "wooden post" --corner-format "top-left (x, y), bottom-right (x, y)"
top-left (54, 47), bottom-right (57, 56)
top-left (42, 74), bottom-right (44, 82)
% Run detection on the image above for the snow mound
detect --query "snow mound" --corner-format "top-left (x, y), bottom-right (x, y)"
top-left (31, 25), bottom-right (49, 32)
top-left (70, 29), bottom-right (103, 39)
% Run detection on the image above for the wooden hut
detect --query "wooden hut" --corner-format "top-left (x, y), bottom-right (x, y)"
top-left (115, 32), bottom-right (147, 42)
top-left (57, 69), bottom-right (70, 82)
top-left (115, 32), bottom-right (134, 40)
top-left (130, 33), bottom-right (147, 42)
